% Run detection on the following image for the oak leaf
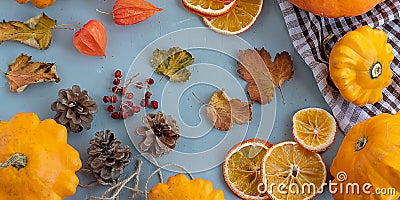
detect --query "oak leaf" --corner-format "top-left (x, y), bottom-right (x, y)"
top-left (4, 54), bottom-right (60, 93)
top-left (237, 48), bottom-right (293, 104)
top-left (0, 13), bottom-right (56, 50)
top-left (206, 89), bottom-right (253, 131)
top-left (151, 47), bottom-right (194, 82)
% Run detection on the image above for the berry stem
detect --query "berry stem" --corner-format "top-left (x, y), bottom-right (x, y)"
top-left (96, 9), bottom-right (112, 15)
top-left (55, 24), bottom-right (81, 30)
top-left (123, 72), bottom-right (146, 89)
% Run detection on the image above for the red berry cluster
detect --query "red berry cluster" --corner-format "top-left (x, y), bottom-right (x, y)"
top-left (102, 70), bottom-right (157, 119)
top-left (140, 91), bottom-right (158, 109)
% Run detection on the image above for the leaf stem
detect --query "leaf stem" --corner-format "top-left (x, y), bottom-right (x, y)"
top-left (278, 87), bottom-right (286, 105)
top-left (192, 92), bottom-right (206, 105)
top-left (192, 92), bottom-right (213, 108)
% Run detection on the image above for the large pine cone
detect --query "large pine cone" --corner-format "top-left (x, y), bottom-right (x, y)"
top-left (51, 85), bottom-right (98, 133)
top-left (87, 130), bottom-right (132, 184)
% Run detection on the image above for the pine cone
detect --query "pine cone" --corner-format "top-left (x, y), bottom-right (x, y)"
top-left (135, 112), bottom-right (180, 158)
top-left (87, 130), bottom-right (132, 184)
top-left (51, 85), bottom-right (98, 133)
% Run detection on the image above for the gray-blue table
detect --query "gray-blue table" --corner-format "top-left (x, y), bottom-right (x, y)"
top-left (0, 0), bottom-right (344, 199)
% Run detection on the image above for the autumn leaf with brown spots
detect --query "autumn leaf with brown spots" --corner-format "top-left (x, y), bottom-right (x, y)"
top-left (206, 89), bottom-right (253, 131)
top-left (4, 54), bottom-right (60, 93)
top-left (237, 48), bottom-right (293, 104)
top-left (0, 13), bottom-right (56, 50)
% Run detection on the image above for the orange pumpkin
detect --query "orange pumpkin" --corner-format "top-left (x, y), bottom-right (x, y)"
top-left (330, 112), bottom-right (400, 199)
top-left (288, 0), bottom-right (385, 18)
top-left (16, 0), bottom-right (56, 9)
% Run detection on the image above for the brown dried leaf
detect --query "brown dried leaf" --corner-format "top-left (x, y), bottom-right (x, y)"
top-left (4, 54), bottom-right (60, 93)
top-left (237, 49), bottom-right (274, 104)
top-left (0, 13), bottom-right (56, 50)
top-left (264, 50), bottom-right (293, 88)
top-left (206, 89), bottom-right (253, 131)
top-left (238, 48), bottom-right (293, 104)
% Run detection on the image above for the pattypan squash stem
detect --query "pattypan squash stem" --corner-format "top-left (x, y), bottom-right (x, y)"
top-left (355, 137), bottom-right (368, 151)
top-left (0, 153), bottom-right (27, 170)
top-left (370, 62), bottom-right (382, 79)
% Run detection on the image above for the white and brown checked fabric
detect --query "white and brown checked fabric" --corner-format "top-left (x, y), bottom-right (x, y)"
top-left (277, 0), bottom-right (400, 133)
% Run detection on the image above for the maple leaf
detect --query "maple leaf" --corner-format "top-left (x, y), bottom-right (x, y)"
top-left (151, 47), bottom-right (194, 82)
top-left (237, 48), bottom-right (293, 104)
top-left (4, 54), bottom-right (60, 93)
top-left (0, 13), bottom-right (56, 50)
top-left (206, 89), bottom-right (253, 131)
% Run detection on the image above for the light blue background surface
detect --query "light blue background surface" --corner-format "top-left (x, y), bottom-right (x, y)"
top-left (0, 0), bottom-right (344, 199)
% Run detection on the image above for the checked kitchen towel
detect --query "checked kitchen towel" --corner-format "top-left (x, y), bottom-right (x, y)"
top-left (277, 0), bottom-right (400, 133)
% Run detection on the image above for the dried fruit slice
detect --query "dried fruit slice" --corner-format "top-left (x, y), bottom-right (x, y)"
top-left (182, 0), bottom-right (238, 17)
top-left (203, 0), bottom-right (263, 35)
top-left (292, 108), bottom-right (337, 152)
top-left (223, 138), bottom-right (272, 199)
top-left (260, 141), bottom-right (327, 200)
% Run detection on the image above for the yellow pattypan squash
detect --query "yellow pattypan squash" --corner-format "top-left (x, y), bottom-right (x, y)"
top-left (0, 112), bottom-right (82, 200)
top-left (330, 112), bottom-right (400, 199)
top-left (329, 25), bottom-right (394, 106)
top-left (149, 174), bottom-right (226, 200)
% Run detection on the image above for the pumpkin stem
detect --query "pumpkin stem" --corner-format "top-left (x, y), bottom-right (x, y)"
top-left (0, 153), bottom-right (27, 170)
top-left (370, 62), bottom-right (382, 79)
top-left (355, 137), bottom-right (368, 151)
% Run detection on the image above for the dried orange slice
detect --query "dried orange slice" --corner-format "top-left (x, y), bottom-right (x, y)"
top-left (292, 108), bottom-right (337, 152)
top-left (203, 0), bottom-right (263, 35)
top-left (223, 138), bottom-right (272, 199)
top-left (182, 0), bottom-right (238, 17)
top-left (260, 141), bottom-right (327, 200)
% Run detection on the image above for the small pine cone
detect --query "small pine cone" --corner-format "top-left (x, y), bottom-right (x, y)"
top-left (135, 112), bottom-right (180, 158)
top-left (51, 85), bottom-right (98, 133)
top-left (87, 130), bottom-right (132, 184)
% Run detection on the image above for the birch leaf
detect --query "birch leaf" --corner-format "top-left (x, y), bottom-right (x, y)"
top-left (206, 89), bottom-right (253, 131)
top-left (151, 47), bottom-right (194, 82)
